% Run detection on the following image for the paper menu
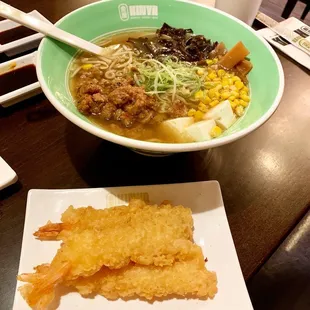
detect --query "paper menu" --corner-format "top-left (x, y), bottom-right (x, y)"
top-left (271, 17), bottom-right (310, 56)
top-left (256, 12), bottom-right (310, 70)
top-left (257, 27), bottom-right (310, 70)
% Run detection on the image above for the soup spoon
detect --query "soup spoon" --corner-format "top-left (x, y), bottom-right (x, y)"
top-left (0, 1), bottom-right (105, 55)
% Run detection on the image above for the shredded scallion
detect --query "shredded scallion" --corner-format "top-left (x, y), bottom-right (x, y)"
top-left (132, 56), bottom-right (205, 112)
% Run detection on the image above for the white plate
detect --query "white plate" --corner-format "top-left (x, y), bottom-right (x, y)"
top-left (13, 181), bottom-right (253, 310)
top-left (0, 156), bottom-right (18, 190)
top-left (0, 52), bottom-right (41, 108)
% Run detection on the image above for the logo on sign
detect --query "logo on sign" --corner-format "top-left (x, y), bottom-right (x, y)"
top-left (119, 4), bottom-right (129, 21)
top-left (118, 3), bottom-right (158, 21)
top-left (299, 38), bottom-right (310, 51)
top-left (300, 25), bottom-right (310, 36)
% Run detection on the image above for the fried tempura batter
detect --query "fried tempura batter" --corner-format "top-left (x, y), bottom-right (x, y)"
top-left (18, 199), bottom-right (217, 309)
top-left (34, 200), bottom-right (199, 274)
top-left (35, 199), bottom-right (194, 244)
top-left (68, 256), bottom-right (217, 301)
top-left (19, 253), bottom-right (217, 306)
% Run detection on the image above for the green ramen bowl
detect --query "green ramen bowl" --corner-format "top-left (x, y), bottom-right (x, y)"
top-left (37, 0), bottom-right (284, 155)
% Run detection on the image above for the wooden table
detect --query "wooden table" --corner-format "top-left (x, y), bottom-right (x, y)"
top-left (0, 1), bottom-right (310, 308)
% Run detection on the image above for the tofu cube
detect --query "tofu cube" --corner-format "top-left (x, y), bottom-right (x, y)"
top-left (204, 100), bottom-right (236, 129)
top-left (161, 117), bottom-right (194, 138)
top-left (184, 119), bottom-right (216, 142)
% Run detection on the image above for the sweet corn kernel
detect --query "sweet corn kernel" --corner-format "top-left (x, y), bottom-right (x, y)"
top-left (228, 79), bottom-right (234, 85)
top-left (213, 58), bottom-right (218, 63)
top-left (217, 69), bottom-right (226, 77)
top-left (188, 108), bottom-right (196, 117)
top-left (208, 88), bottom-right (221, 99)
top-left (208, 72), bottom-right (217, 80)
top-left (240, 94), bottom-right (250, 102)
top-left (194, 110), bottom-right (204, 121)
top-left (205, 82), bottom-right (217, 89)
top-left (222, 78), bottom-right (229, 86)
top-left (206, 59), bottom-right (213, 65)
top-left (202, 96), bottom-right (211, 104)
top-left (215, 84), bottom-right (223, 91)
top-left (235, 81), bottom-right (245, 90)
top-left (231, 90), bottom-right (239, 98)
top-left (82, 64), bottom-right (93, 70)
top-left (208, 89), bottom-right (216, 99)
top-left (198, 102), bottom-right (208, 113)
top-left (194, 90), bottom-right (204, 100)
top-left (210, 99), bottom-right (219, 107)
top-left (210, 125), bottom-right (222, 138)
top-left (230, 99), bottom-right (239, 109)
top-left (239, 99), bottom-right (249, 107)
top-left (241, 89), bottom-right (249, 96)
top-left (235, 105), bottom-right (244, 116)
top-left (228, 95), bottom-right (236, 101)
top-left (232, 76), bottom-right (241, 82)
top-left (221, 92), bottom-right (230, 100)
top-left (197, 68), bottom-right (204, 76)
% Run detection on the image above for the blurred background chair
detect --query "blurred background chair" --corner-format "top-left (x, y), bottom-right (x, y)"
top-left (282, 0), bottom-right (310, 20)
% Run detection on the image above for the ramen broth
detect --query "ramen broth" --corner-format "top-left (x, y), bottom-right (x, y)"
top-left (69, 24), bottom-right (252, 143)
top-left (69, 31), bottom-right (178, 142)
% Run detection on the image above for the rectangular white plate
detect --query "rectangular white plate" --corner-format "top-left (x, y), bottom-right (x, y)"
top-left (0, 156), bottom-right (18, 190)
top-left (0, 52), bottom-right (41, 107)
top-left (13, 181), bottom-right (253, 310)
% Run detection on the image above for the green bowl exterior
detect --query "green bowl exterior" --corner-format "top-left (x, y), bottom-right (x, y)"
top-left (37, 0), bottom-right (283, 152)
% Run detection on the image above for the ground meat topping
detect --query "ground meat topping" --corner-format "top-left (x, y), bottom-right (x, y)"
top-left (78, 83), bottom-right (103, 96)
top-left (92, 93), bottom-right (107, 103)
top-left (76, 78), bottom-right (158, 127)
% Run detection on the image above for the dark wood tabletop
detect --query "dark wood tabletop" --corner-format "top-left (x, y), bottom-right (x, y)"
top-left (0, 0), bottom-right (310, 309)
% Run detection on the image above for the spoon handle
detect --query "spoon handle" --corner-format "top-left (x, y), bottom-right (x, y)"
top-left (0, 1), bottom-right (103, 55)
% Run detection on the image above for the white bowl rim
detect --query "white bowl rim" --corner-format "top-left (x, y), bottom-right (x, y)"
top-left (36, 0), bottom-right (285, 153)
